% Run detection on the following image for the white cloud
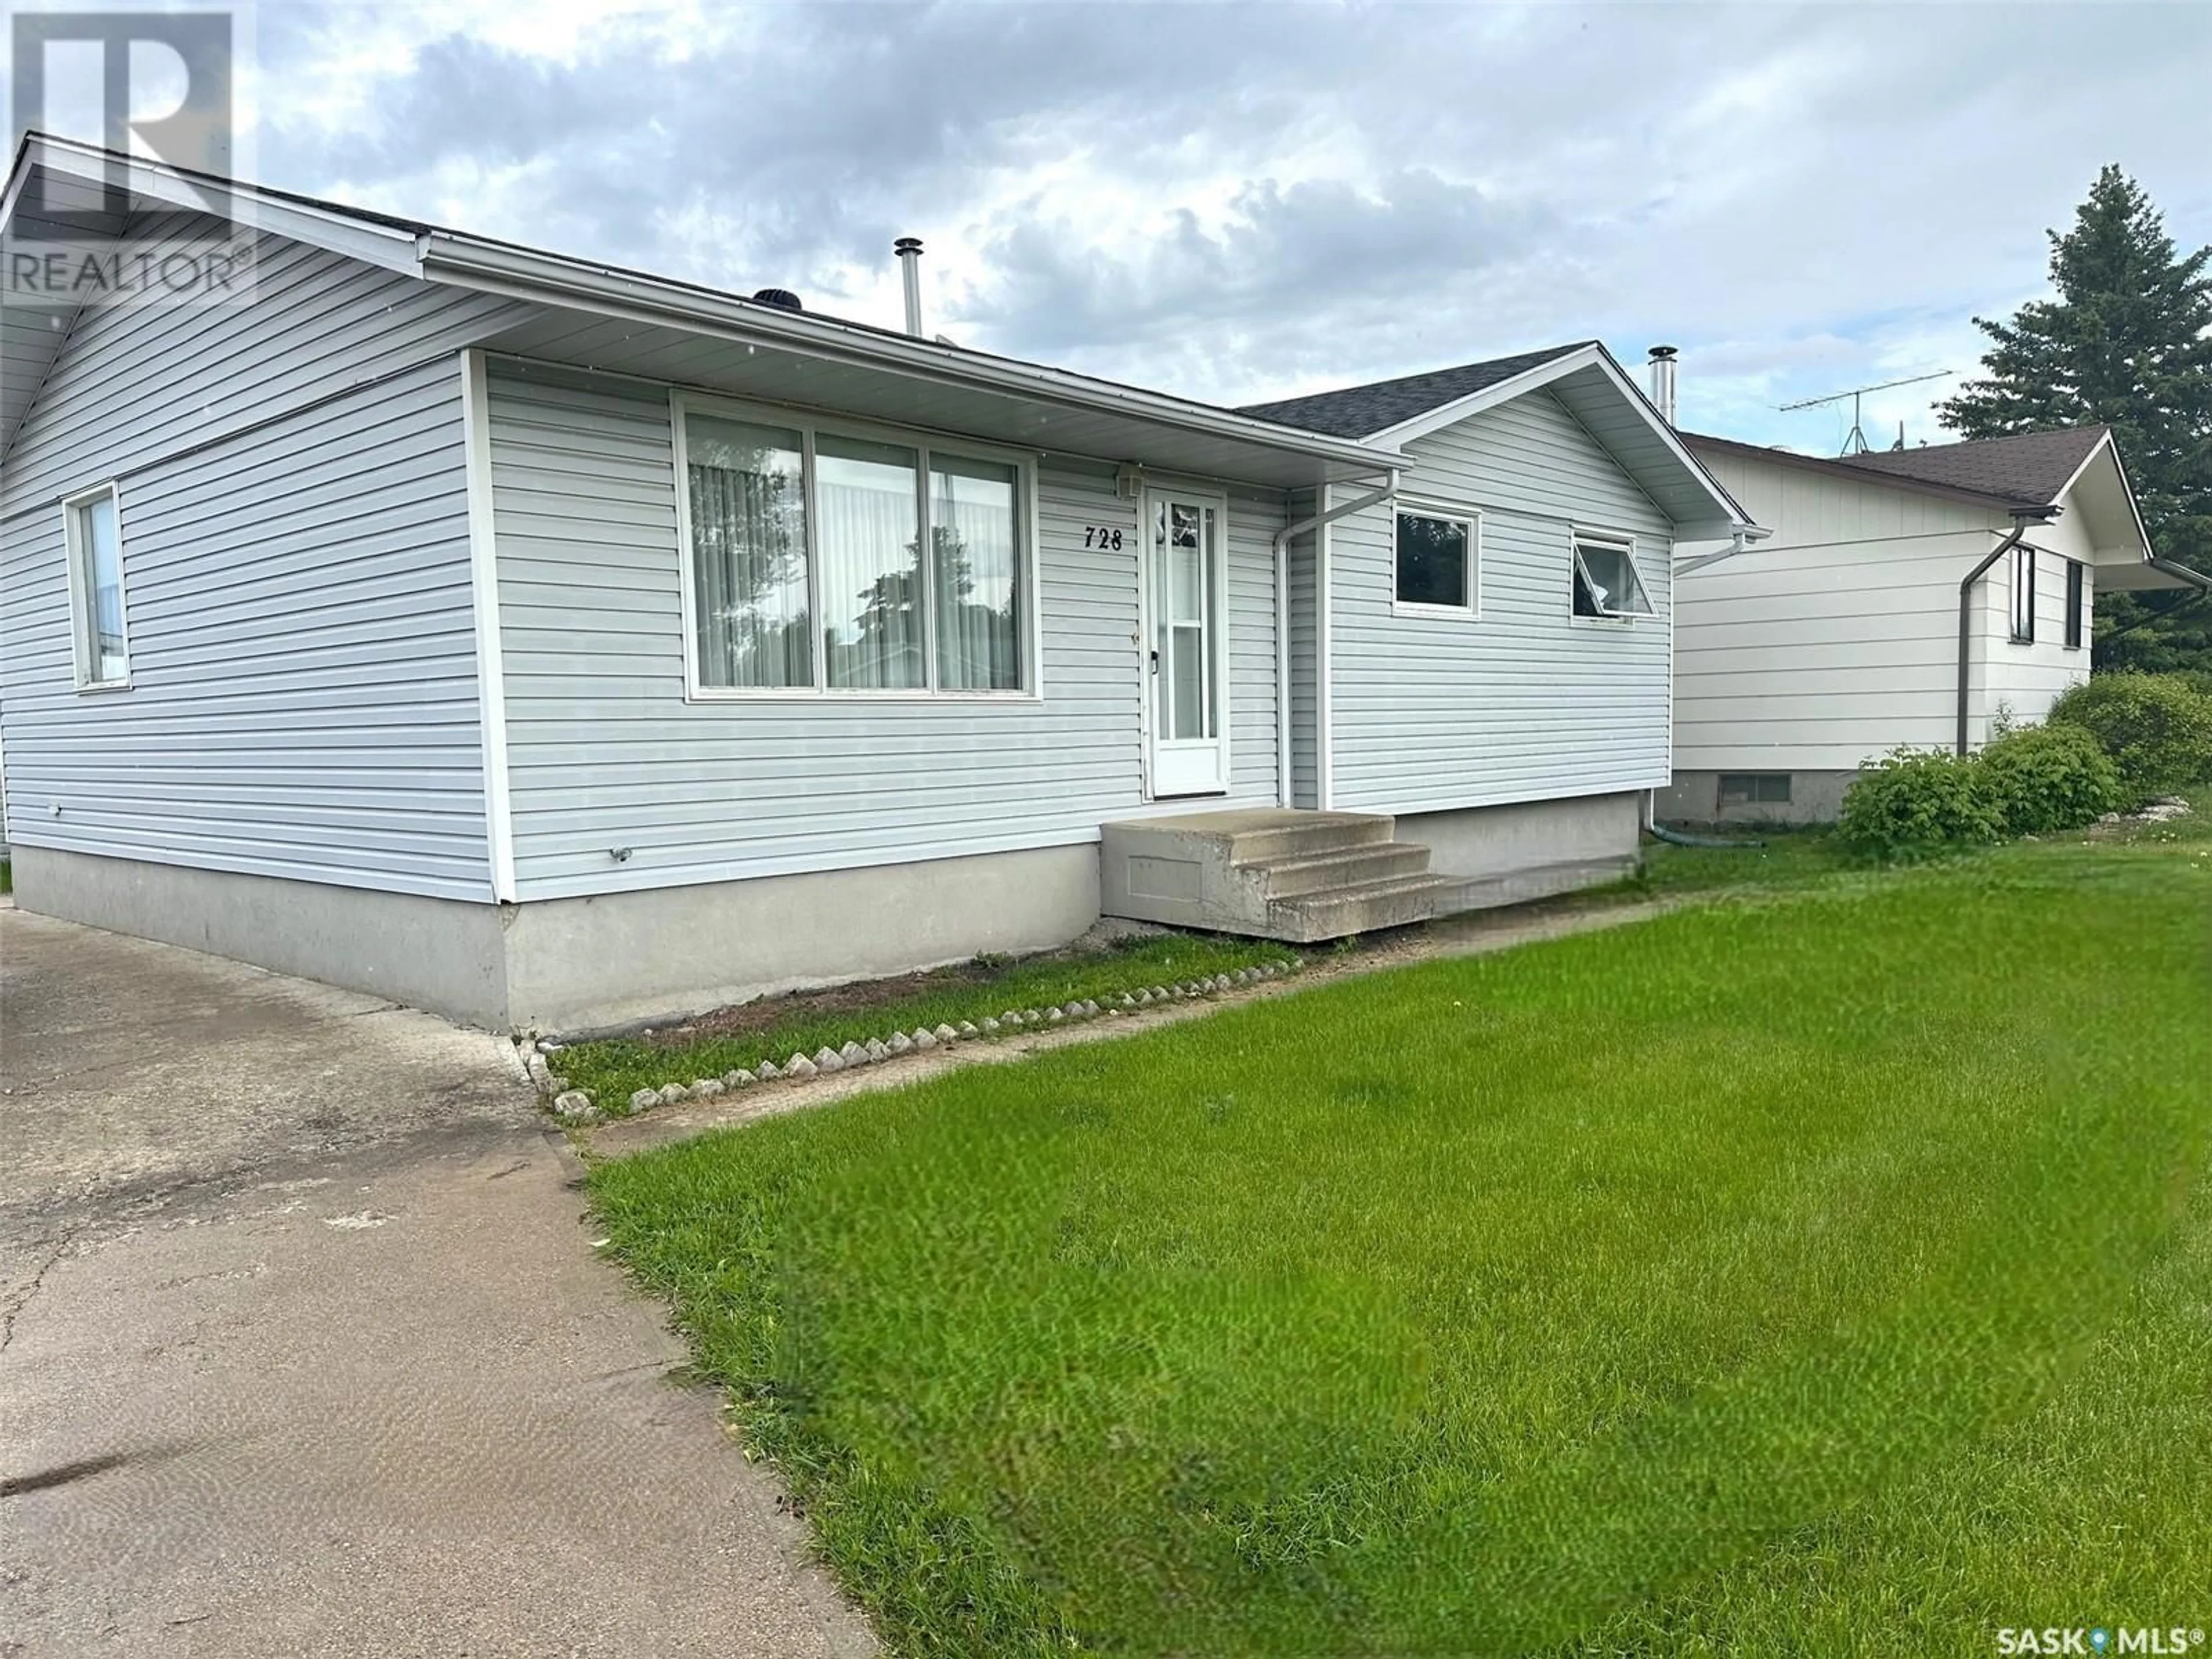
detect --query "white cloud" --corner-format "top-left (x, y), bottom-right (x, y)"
top-left (239, 2), bottom-right (2212, 447)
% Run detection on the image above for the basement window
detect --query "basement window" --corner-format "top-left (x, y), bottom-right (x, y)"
top-left (1394, 508), bottom-right (1479, 612)
top-left (1571, 531), bottom-right (1653, 619)
top-left (65, 483), bottom-right (130, 690)
top-left (2065, 559), bottom-right (2085, 650)
top-left (1719, 773), bottom-right (1791, 806)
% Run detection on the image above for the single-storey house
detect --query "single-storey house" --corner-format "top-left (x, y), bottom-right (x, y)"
top-left (1662, 420), bottom-right (2207, 825)
top-left (0, 135), bottom-right (1753, 1031)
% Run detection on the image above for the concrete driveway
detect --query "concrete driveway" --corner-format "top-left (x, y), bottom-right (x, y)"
top-left (0, 908), bottom-right (873, 1657)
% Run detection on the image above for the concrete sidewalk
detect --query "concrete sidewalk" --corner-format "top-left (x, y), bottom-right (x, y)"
top-left (0, 910), bottom-right (872, 1657)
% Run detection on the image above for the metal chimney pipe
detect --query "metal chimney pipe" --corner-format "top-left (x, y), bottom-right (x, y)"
top-left (1647, 344), bottom-right (1679, 426)
top-left (894, 237), bottom-right (924, 337)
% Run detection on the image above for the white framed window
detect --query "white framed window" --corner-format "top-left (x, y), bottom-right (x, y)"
top-left (1570, 529), bottom-right (1653, 620)
top-left (64, 482), bottom-right (131, 690)
top-left (2010, 544), bottom-right (2037, 644)
top-left (2064, 559), bottom-right (2085, 650)
top-left (1393, 506), bottom-right (1480, 615)
top-left (672, 392), bottom-right (1036, 698)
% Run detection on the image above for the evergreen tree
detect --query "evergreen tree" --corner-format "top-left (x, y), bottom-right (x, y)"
top-left (1938, 167), bottom-right (2212, 671)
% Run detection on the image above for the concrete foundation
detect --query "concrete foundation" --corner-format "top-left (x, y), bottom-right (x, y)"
top-left (503, 843), bottom-right (1100, 1035)
top-left (9, 846), bottom-right (510, 1026)
top-left (1658, 770), bottom-right (1858, 828)
top-left (11, 839), bottom-right (1101, 1036)
top-left (17, 798), bottom-right (1637, 1035)
top-left (1397, 791), bottom-right (1643, 879)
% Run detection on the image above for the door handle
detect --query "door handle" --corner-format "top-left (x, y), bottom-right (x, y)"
top-left (1149, 649), bottom-right (1160, 674)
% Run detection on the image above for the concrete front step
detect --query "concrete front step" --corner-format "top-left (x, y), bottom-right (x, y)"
top-left (1267, 873), bottom-right (1464, 943)
top-left (1205, 809), bottom-right (1397, 864)
top-left (1251, 840), bottom-right (1433, 898)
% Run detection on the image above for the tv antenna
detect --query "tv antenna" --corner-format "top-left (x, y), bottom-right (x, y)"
top-left (1778, 370), bottom-right (1953, 455)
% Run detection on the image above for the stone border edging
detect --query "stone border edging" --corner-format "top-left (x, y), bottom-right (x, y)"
top-left (525, 962), bottom-right (1300, 1124)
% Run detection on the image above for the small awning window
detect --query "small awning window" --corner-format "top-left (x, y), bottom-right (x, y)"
top-left (1571, 532), bottom-right (1653, 619)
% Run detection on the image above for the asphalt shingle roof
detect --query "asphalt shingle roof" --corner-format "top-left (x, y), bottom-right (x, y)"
top-left (1835, 425), bottom-right (2109, 506)
top-left (1236, 342), bottom-right (1595, 439)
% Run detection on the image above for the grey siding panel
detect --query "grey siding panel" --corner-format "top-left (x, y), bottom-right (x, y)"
top-left (488, 361), bottom-right (1286, 899)
top-left (1287, 488), bottom-right (1320, 809)
top-left (1331, 389), bottom-right (1673, 813)
top-left (0, 225), bottom-right (520, 901)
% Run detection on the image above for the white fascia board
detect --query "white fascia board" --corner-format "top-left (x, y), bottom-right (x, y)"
top-left (416, 234), bottom-right (1404, 478)
top-left (3, 134), bottom-right (423, 271)
top-left (1365, 342), bottom-right (1759, 535)
top-left (2055, 430), bottom-right (2156, 565)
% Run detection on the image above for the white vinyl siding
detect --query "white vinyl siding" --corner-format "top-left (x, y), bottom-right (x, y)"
top-left (1673, 449), bottom-right (2092, 771)
top-left (1330, 389), bottom-right (1675, 813)
top-left (485, 358), bottom-right (1285, 899)
top-left (0, 218), bottom-right (527, 900)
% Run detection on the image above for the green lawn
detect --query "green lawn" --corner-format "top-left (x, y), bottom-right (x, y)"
top-left (592, 836), bottom-right (2212, 1656)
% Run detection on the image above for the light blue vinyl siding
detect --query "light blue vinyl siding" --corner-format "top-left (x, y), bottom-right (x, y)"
top-left (0, 219), bottom-right (528, 900)
top-left (1328, 389), bottom-right (1673, 812)
top-left (486, 359), bottom-right (1285, 899)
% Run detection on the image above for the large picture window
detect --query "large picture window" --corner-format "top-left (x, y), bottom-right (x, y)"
top-left (65, 483), bottom-right (130, 689)
top-left (1571, 531), bottom-right (1653, 619)
top-left (677, 396), bottom-right (1030, 696)
top-left (1394, 509), bottom-right (1478, 612)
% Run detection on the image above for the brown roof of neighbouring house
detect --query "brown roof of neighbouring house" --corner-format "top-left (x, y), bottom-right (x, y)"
top-left (1835, 425), bottom-right (2111, 506)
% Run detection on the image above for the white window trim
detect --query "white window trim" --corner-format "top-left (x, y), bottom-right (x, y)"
top-left (1389, 501), bottom-right (1482, 619)
top-left (2063, 557), bottom-right (2086, 652)
top-left (670, 388), bottom-right (1043, 703)
top-left (63, 480), bottom-right (132, 692)
top-left (1568, 525), bottom-right (1653, 624)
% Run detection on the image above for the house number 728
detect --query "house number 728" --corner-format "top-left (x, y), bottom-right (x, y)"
top-left (1084, 525), bottom-right (1126, 550)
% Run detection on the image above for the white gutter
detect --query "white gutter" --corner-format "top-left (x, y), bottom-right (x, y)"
top-left (1274, 469), bottom-right (1399, 806)
top-left (416, 234), bottom-right (1404, 479)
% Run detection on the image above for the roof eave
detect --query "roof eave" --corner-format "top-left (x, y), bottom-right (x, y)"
top-left (419, 233), bottom-right (1404, 478)
top-left (1362, 342), bottom-right (1758, 535)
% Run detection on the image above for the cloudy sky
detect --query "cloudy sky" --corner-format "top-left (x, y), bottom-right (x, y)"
top-left (220, 3), bottom-right (2212, 447)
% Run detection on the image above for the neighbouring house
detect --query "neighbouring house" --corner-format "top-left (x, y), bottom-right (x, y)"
top-left (1662, 413), bottom-right (2208, 826)
top-left (0, 135), bottom-right (1753, 1031)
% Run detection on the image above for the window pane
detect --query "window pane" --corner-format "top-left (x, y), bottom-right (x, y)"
top-left (686, 415), bottom-right (810, 688)
top-left (79, 494), bottom-right (126, 680)
top-left (2066, 560), bottom-right (2085, 648)
top-left (1396, 513), bottom-right (1468, 607)
top-left (2012, 547), bottom-right (2035, 642)
top-left (818, 433), bottom-right (923, 690)
top-left (931, 453), bottom-right (1021, 690)
top-left (1574, 538), bottom-right (1651, 616)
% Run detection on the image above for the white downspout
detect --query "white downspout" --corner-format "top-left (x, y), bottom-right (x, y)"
top-left (1273, 468), bottom-right (1399, 807)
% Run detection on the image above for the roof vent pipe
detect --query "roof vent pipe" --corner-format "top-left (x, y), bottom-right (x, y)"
top-left (894, 237), bottom-right (925, 337)
top-left (1647, 345), bottom-right (1679, 427)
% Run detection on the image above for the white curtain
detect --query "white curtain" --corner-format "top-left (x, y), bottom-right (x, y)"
top-left (818, 435), bottom-right (924, 690)
top-left (688, 416), bottom-right (810, 688)
top-left (931, 456), bottom-right (1020, 690)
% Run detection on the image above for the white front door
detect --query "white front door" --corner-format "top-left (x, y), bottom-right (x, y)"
top-left (1143, 488), bottom-right (1230, 797)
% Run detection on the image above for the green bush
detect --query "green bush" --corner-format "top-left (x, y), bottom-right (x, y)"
top-left (1979, 722), bottom-right (2123, 834)
top-left (1836, 748), bottom-right (2004, 861)
top-left (2046, 672), bottom-right (2212, 809)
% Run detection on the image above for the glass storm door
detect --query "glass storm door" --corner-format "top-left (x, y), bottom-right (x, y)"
top-left (1145, 490), bottom-right (1230, 796)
